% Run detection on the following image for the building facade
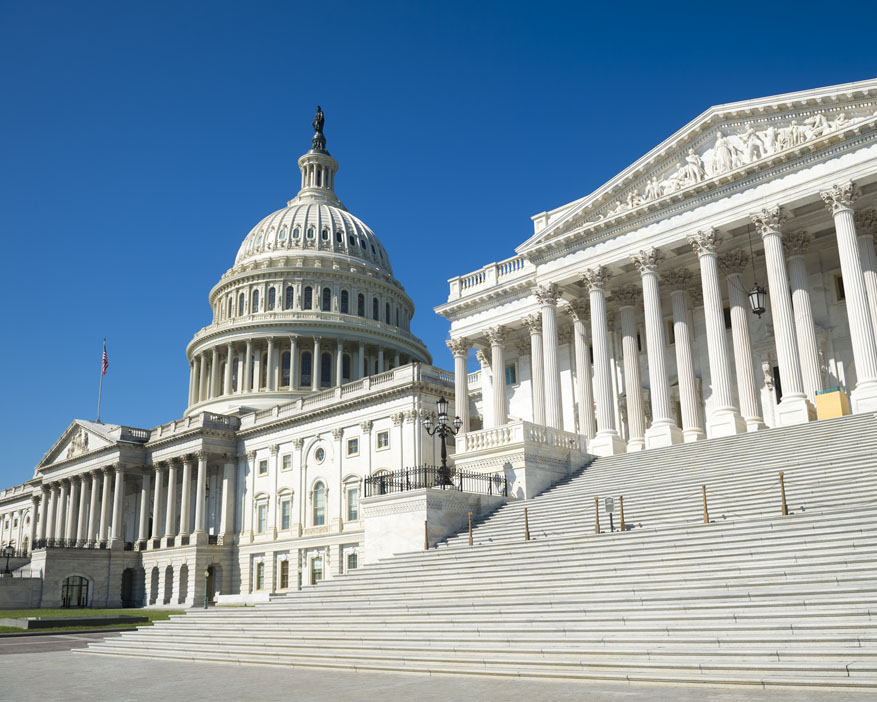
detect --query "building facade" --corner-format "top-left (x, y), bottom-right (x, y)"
top-left (0, 114), bottom-right (454, 608)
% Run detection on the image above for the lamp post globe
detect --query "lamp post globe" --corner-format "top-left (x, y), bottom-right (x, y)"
top-left (423, 397), bottom-right (462, 487)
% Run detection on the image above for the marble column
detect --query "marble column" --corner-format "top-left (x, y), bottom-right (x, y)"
top-left (188, 360), bottom-right (197, 406)
top-left (179, 456), bottom-right (192, 536)
top-left (783, 231), bottom-right (823, 401)
top-left (687, 232), bottom-right (746, 436)
top-left (28, 496), bottom-right (39, 553)
top-left (822, 184), bottom-right (877, 412)
top-left (87, 473), bottom-right (99, 544)
top-left (198, 353), bottom-right (208, 402)
top-left (193, 451), bottom-right (207, 537)
top-left (210, 346), bottom-right (220, 399)
top-left (718, 253), bottom-right (766, 432)
top-left (523, 314), bottom-right (546, 426)
top-left (751, 206), bottom-right (814, 425)
top-left (358, 341), bottom-right (365, 380)
top-left (138, 472), bottom-right (151, 543)
top-left (614, 285), bottom-right (646, 451)
top-left (56, 480), bottom-right (69, 541)
top-left (75, 476), bottom-right (88, 544)
top-left (446, 338), bottom-right (471, 432)
top-left (632, 248), bottom-right (683, 446)
top-left (36, 488), bottom-right (48, 542)
top-left (244, 340), bottom-right (253, 393)
top-left (224, 343), bottom-right (234, 395)
top-left (378, 348), bottom-right (385, 373)
top-left (220, 460), bottom-right (236, 535)
top-left (151, 465), bottom-right (164, 542)
top-left (44, 486), bottom-right (57, 542)
top-left (534, 284), bottom-right (563, 429)
top-left (164, 459), bottom-right (177, 539)
top-left (476, 349), bottom-right (491, 426)
top-left (582, 267), bottom-right (626, 455)
top-left (336, 340), bottom-right (344, 387)
top-left (266, 337), bottom-right (276, 391)
top-left (566, 300), bottom-right (595, 440)
top-left (110, 465), bottom-right (125, 544)
top-left (487, 326), bottom-right (507, 427)
top-left (312, 338), bottom-right (321, 391)
top-left (662, 270), bottom-right (706, 441)
top-left (854, 209), bottom-right (877, 348)
top-left (66, 478), bottom-right (80, 541)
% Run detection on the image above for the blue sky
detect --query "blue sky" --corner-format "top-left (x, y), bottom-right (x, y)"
top-left (1, 0), bottom-right (875, 485)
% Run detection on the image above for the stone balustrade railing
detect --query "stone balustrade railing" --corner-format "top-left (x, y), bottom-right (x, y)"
top-left (447, 254), bottom-right (535, 301)
top-left (467, 370), bottom-right (481, 385)
top-left (458, 420), bottom-right (587, 454)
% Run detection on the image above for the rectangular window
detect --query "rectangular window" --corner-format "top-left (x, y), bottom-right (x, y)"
top-left (505, 363), bottom-right (517, 386)
top-left (835, 274), bottom-right (846, 302)
top-left (281, 500), bottom-right (291, 530)
top-left (310, 556), bottom-right (323, 585)
top-left (376, 430), bottom-right (389, 450)
top-left (282, 454), bottom-right (292, 471)
top-left (347, 488), bottom-right (359, 521)
top-left (257, 504), bottom-right (267, 534)
top-left (347, 438), bottom-right (359, 456)
top-left (279, 560), bottom-right (289, 589)
top-left (347, 553), bottom-right (358, 571)
top-left (255, 562), bottom-right (264, 590)
top-left (258, 459), bottom-right (268, 476)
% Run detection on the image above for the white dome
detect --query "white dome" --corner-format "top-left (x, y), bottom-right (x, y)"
top-left (234, 200), bottom-right (393, 274)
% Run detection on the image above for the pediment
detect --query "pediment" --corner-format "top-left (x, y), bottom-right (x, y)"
top-left (518, 78), bottom-right (877, 255)
top-left (37, 420), bottom-right (118, 470)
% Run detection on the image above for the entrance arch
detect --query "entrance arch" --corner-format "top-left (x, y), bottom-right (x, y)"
top-left (61, 575), bottom-right (89, 608)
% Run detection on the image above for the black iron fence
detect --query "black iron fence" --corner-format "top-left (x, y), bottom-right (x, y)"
top-left (364, 466), bottom-right (508, 498)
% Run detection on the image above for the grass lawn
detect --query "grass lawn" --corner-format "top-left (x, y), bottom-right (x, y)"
top-left (0, 608), bottom-right (184, 634)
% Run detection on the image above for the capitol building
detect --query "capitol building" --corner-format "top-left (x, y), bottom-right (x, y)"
top-left (2, 78), bottom-right (877, 617)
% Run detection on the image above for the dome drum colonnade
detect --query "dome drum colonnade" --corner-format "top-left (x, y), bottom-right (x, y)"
top-left (447, 184), bottom-right (877, 456)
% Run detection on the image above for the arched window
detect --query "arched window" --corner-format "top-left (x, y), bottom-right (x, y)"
top-left (281, 352), bottom-right (291, 388)
top-left (268, 287), bottom-right (276, 311)
top-left (293, 227), bottom-right (300, 239)
top-left (260, 353), bottom-right (268, 389)
top-left (232, 358), bottom-right (239, 392)
top-left (307, 227), bottom-right (315, 240)
top-left (61, 575), bottom-right (89, 608)
top-left (374, 359), bottom-right (379, 374)
top-left (321, 352), bottom-right (332, 387)
top-left (340, 290), bottom-right (349, 314)
top-left (313, 481), bottom-right (327, 526)
top-left (252, 289), bottom-right (260, 313)
top-left (396, 309), bottom-right (399, 327)
top-left (321, 287), bottom-right (331, 312)
top-left (348, 235), bottom-right (357, 247)
top-left (285, 285), bottom-right (294, 310)
top-left (372, 298), bottom-right (379, 321)
top-left (238, 293), bottom-right (245, 316)
top-left (301, 351), bottom-right (312, 387)
top-left (385, 302), bottom-right (390, 324)
top-left (227, 297), bottom-right (233, 319)
top-left (303, 286), bottom-right (313, 310)
top-left (357, 293), bottom-right (365, 317)
top-left (335, 231), bottom-right (342, 243)
top-left (321, 228), bottom-right (329, 242)
top-left (316, 169), bottom-right (322, 186)
top-left (342, 354), bottom-right (351, 381)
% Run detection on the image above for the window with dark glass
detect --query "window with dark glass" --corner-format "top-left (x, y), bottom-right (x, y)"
top-left (342, 353), bottom-right (351, 381)
top-left (252, 289), bottom-right (259, 313)
top-left (372, 298), bottom-right (379, 320)
top-left (279, 560), bottom-right (289, 589)
top-left (340, 290), bottom-right (349, 314)
top-left (321, 352), bottom-right (332, 387)
top-left (357, 293), bottom-right (365, 317)
top-left (301, 351), bottom-right (312, 386)
top-left (268, 287), bottom-right (276, 311)
top-left (313, 482), bottom-right (326, 526)
top-left (385, 302), bottom-right (390, 323)
top-left (322, 287), bottom-right (331, 311)
top-left (285, 285), bottom-right (294, 309)
top-left (238, 293), bottom-right (245, 316)
top-left (281, 352), bottom-right (291, 388)
top-left (303, 286), bottom-right (313, 310)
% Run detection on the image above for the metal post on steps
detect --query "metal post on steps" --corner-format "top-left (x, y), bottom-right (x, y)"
top-left (702, 485), bottom-right (710, 523)
top-left (779, 472), bottom-right (789, 516)
top-left (424, 520), bottom-right (429, 550)
top-left (468, 511), bottom-right (473, 547)
top-left (524, 507), bottom-right (530, 541)
top-left (594, 497), bottom-right (600, 534)
top-left (619, 496), bottom-right (625, 532)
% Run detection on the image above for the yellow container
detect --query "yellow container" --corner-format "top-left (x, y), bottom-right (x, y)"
top-left (814, 388), bottom-right (851, 420)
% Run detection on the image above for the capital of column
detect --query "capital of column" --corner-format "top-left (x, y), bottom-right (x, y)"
top-left (153, 462), bottom-right (166, 475)
top-left (360, 420), bottom-right (373, 433)
top-left (246, 450), bottom-right (256, 461)
top-left (486, 325), bottom-right (506, 346)
top-left (717, 251), bottom-right (750, 276)
top-left (782, 230), bottom-right (812, 258)
top-left (661, 267), bottom-right (695, 291)
top-left (820, 181), bottom-right (856, 215)
top-left (445, 337), bottom-right (471, 357)
top-left (688, 228), bottom-right (722, 257)
top-left (612, 284), bottom-right (641, 308)
top-left (102, 464), bottom-right (116, 477)
top-left (631, 247), bottom-right (664, 274)
top-left (581, 266), bottom-right (610, 291)
top-left (292, 438), bottom-right (304, 450)
top-left (269, 444), bottom-right (280, 456)
top-left (331, 428), bottom-right (344, 441)
top-left (854, 208), bottom-right (877, 235)
top-left (522, 314), bottom-right (542, 334)
top-left (195, 450), bottom-right (209, 461)
top-left (532, 283), bottom-right (559, 306)
top-left (404, 410), bottom-right (418, 424)
top-left (475, 349), bottom-right (490, 366)
top-left (751, 205), bottom-right (788, 236)
top-left (391, 412), bottom-right (405, 427)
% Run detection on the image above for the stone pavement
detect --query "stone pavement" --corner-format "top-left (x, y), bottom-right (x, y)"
top-left (1, 650), bottom-right (873, 702)
top-left (0, 631), bottom-right (123, 655)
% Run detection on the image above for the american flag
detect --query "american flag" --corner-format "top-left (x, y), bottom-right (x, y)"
top-left (101, 341), bottom-right (109, 376)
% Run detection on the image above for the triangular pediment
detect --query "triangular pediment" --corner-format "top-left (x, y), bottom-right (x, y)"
top-left (518, 78), bottom-right (877, 255)
top-left (37, 420), bottom-right (118, 471)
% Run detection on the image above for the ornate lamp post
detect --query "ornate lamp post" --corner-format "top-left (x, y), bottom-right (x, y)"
top-left (2, 545), bottom-right (14, 574)
top-left (203, 569), bottom-right (210, 609)
top-left (422, 397), bottom-right (462, 487)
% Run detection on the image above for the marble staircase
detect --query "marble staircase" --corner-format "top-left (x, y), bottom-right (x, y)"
top-left (80, 413), bottom-right (877, 691)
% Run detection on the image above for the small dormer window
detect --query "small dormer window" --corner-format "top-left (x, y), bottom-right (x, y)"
top-left (307, 227), bottom-right (315, 240)
top-left (255, 232), bottom-right (263, 247)
top-left (348, 235), bottom-right (357, 246)
top-left (335, 231), bottom-right (342, 243)
top-left (278, 228), bottom-right (287, 241)
top-left (371, 244), bottom-right (376, 254)
top-left (321, 229), bottom-right (329, 241)
top-left (293, 227), bottom-right (300, 239)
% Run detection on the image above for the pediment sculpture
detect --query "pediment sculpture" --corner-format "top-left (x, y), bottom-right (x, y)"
top-left (66, 427), bottom-right (89, 459)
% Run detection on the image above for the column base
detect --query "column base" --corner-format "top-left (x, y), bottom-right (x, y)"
top-left (645, 421), bottom-right (683, 449)
top-left (851, 381), bottom-right (877, 413)
top-left (775, 393), bottom-right (816, 426)
top-left (107, 539), bottom-right (125, 551)
top-left (745, 417), bottom-right (767, 432)
top-left (589, 432), bottom-right (628, 457)
top-left (682, 427), bottom-right (706, 443)
top-left (706, 408), bottom-right (747, 438)
top-left (190, 531), bottom-right (208, 546)
top-left (626, 437), bottom-right (646, 452)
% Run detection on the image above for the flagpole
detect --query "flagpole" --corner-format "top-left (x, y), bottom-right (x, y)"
top-left (97, 339), bottom-right (106, 423)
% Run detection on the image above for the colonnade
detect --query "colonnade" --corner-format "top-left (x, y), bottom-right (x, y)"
top-left (189, 336), bottom-right (412, 406)
top-left (448, 184), bottom-right (877, 454)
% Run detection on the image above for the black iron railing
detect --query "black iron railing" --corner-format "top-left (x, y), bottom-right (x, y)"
top-left (364, 466), bottom-right (508, 498)
top-left (0, 548), bottom-right (30, 559)
top-left (33, 538), bottom-right (78, 549)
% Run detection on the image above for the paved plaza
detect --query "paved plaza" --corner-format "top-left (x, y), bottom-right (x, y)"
top-left (0, 641), bottom-right (872, 702)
